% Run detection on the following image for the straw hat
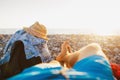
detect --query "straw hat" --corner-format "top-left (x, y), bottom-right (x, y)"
top-left (24, 22), bottom-right (48, 40)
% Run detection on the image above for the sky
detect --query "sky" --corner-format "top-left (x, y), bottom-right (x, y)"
top-left (0, 0), bottom-right (120, 35)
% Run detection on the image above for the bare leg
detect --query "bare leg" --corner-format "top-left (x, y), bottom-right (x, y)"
top-left (75, 43), bottom-right (108, 62)
top-left (56, 42), bottom-right (108, 68)
top-left (0, 40), bottom-right (42, 78)
top-left (0, 40), bottom-right (25, 78)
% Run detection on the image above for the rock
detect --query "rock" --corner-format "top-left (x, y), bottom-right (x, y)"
top-left (113, 48), bottom-right (120, 53)
top-left (0, 34), bottom-right (120, 64)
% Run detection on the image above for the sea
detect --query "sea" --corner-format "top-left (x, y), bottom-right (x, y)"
top-left (0, 28), bottom-right (119, 35)
top-left (0, 28), bottom-right (93, 34)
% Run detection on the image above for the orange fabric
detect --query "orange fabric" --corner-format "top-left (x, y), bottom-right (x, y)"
top-left (110, 63), bottom-right (120, 80)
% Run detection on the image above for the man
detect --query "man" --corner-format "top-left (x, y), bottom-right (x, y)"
top-left (0, 22), bottom-right (52, 78)
top-left (8, 41), bottom-right (114, 80)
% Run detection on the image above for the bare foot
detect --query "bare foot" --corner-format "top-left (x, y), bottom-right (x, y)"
top-left (56, 40), bottom-right (72, 67)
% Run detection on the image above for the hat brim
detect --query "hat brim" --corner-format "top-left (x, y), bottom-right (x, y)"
top-left (23, 27), bottom-right (49, 40)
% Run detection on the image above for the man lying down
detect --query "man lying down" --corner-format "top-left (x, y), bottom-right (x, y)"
top-left (8, 41), bottom-right (114, 80)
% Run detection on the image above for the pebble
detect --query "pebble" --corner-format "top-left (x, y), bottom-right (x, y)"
top-left (0, 34), bottom-right (120, 64)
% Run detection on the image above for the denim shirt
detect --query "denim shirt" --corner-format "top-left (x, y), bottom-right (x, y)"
top-left (0, 30), bottom-right (52, 65)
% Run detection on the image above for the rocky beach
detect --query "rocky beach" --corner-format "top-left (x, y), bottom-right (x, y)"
top-left (0, 34), bottom-right (120, 64)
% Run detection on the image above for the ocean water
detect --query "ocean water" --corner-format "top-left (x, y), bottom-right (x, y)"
top-left (0, 28), bottom-right (119, 35)
top-left (0, 28), bottom-right (19, 34)
top-left (0, 28), bottom-right (92, 34)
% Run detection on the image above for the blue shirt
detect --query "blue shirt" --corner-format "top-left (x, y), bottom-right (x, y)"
top-left (0, 30), bottom-right (52, 65)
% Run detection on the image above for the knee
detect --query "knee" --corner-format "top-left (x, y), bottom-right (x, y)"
top-left (86, 43), bottom-right (102, 52)
top-left (78, 43), bottom-right (102, 56)
top-left (86, 43), bottom-right (108, 60)
top-left (14, 40), bottom-right (24, 45)
top-left (13, 40), bottom-right (24, 48)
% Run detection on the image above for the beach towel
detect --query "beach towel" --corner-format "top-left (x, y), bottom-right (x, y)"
top-left (8, 55), bottom-right (114, 80)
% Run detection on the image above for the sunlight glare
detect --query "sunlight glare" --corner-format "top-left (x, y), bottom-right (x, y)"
top-left (93, 27), bottom-right (115, 35)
